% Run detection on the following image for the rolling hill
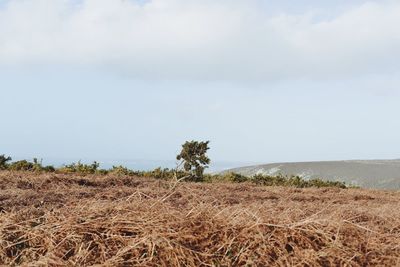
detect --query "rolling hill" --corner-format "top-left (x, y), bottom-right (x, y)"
top-left (224, 159), bottom-right (400, 189)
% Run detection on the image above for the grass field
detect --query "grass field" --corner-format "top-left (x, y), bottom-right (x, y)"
top-left (0, 171), bottom-right (399, 266)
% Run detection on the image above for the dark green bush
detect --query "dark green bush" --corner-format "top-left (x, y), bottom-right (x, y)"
top-left (140, 167), bottom-right (188, 180)
top-left (176, 140), bottom-right (210, 182)
top-left (8, 158), bottom-right (55, 172)
top-left (9, 160), bottom-right (35, 171)
top-left (0, 155), bottom-right (12, 170)
top-left (58, 161), bottom-right (100, 174)
top-left (307, 178), bottom-right (347, 189)
top-left (252, 174), bottom-right (287, 186)
top-left (216, 172), bottom-right (248, 183)
top-left (41, 165), bottom-right (56, 172)
top-left (110, 165), bottom-right (138, 176)
top-left (110, 165), bottom-right (130, 175)
top-left (251, 173), bottom-right (346, 188)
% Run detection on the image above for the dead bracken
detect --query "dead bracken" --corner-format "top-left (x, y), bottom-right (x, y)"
top-left (0, 171), bottom-right (399, 266)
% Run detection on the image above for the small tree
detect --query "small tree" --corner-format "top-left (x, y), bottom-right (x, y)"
top-left (176, 140), bottom-right (210, 182)
top-left (0, 155), bottom-right (12, 170)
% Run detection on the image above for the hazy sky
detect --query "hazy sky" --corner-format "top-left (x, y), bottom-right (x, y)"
top-left (1, 0), bottom-right (400, 165)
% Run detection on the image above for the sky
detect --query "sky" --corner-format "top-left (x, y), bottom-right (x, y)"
top-left (1, 0), bottom-right (400, 169)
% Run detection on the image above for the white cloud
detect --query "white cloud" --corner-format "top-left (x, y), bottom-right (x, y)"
top-left (0, 0), bottom-right (399, 81)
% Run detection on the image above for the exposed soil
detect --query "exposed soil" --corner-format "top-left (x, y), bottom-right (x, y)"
top-left (0, 171), bottom-right (399, 266)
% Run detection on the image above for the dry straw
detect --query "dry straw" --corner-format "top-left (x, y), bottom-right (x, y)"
top-left (0, 171), bottom-right (399, 266)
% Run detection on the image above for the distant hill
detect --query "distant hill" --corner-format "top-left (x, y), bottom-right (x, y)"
top-left (223, 160), bottom-right (400, 189)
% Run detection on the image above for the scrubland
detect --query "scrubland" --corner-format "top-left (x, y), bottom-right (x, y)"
top-left (0, 171), bottom-right (399, 266)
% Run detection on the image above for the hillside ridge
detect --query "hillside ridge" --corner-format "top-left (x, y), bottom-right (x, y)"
top-left (224, 159), bottom-right (400, 189)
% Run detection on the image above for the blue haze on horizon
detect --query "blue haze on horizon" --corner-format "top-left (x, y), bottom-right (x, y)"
top-left (1, 0), bottom-right (400, 170)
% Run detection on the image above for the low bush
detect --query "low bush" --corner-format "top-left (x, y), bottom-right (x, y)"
top-left (251, 174), bottom-right (347, 188)
top-left (214, 172), bottom-right (248, 183)
top-left (140, 167), bottom-right (190, 181)
top-left (8, 160), bottom-right (35, 171)
top-left (8, 158), bottom-right (55, 172)
top-left (58, 161), bottom-right (100, 174)
top-left (252, 174), bottom-right (287, 186)
top-left (110, 165), bottom-right (139, 176)
top-left (307, 178), bottom-right (347, 189)
top-left (0, 155), bottom-right (12, 170)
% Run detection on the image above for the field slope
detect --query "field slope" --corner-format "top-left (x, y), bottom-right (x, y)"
top-left (224, 159), bottom-right (400, 189)
top-left (0, 171), bottom-right (399, 266)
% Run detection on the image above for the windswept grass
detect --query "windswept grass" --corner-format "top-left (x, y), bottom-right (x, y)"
top-left (0, 171), bottom-right (399, 266)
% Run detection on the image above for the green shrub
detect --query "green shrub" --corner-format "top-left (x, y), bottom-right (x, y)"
top-left (58, 161), bottom-right (100, 174)
top-left (8, 158), bottom-right (55, 172)
top-left (32, 158), bottom-right (55, 172)
top-left (252, 174), bottom-right (287, 186)
top-left (176, 140), bottom-right (210, 182)
top-left (250, 173), bottom-right (346, 188)
top-left (140, 167), bottom-right (187, 180)
top-left (0, 155), bottom-right (12, 170)
top-left (307, 178), bottom-right (347, 189)
top-left (216, 172), bottom-right (248, 183)
top-left (9, 160), bottom-right (34, 171)
top-left (110, 165), bottom-right (138, 176)
top-left (41, 165), bottom-right (56, 172)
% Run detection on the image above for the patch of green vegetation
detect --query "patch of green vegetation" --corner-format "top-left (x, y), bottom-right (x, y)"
top-left (176, 140), bottom-right (211, 182)
top-left (0, 155), bottom-right (12, 170)
top-left (1, 139), bottom-right (349, 189)
top-left (8, 158), bottom-right (55, 172)
top-left (209, 172), bottom-right (248, 183)
top-left (251, 173), bottom-right (347, 188)
top-left (58, 161), bottom-right (100, 174)
top-left (109, 165), bottom-right (137, 176)
top-left (202, 172), bottom-right (347, 188)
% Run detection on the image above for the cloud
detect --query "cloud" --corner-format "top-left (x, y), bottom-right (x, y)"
top-left (0, 0), bottom-right (399, 81)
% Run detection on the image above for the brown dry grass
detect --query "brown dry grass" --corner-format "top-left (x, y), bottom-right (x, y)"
top-left (0, 171), bottom-right (399, 266)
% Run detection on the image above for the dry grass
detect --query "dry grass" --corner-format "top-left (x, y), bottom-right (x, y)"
top-left (0, 171), bottom-right (399, 266)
